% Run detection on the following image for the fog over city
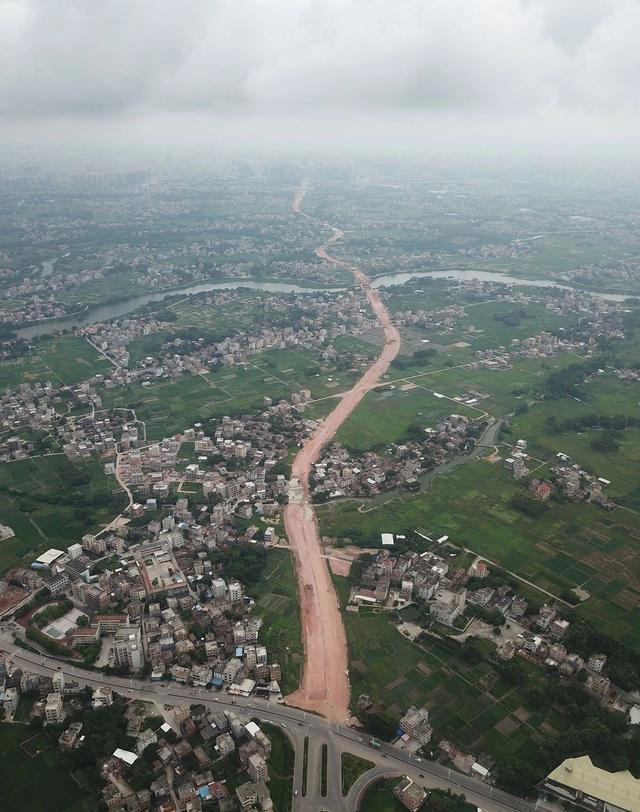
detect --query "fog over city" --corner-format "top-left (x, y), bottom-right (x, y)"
top-left (1, 0), bottom-right (639, 155)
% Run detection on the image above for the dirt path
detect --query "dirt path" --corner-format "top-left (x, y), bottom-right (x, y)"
top-left (284, 181), bottom-right (401, 721)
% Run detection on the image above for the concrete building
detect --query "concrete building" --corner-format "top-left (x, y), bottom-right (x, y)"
top-left (113, 625), bottom-right (144, 671)
top-left (45, 692), bottom-right (66, 725)
top-left (541, 755), bottom-right (640, 812)
top-left (52, 671), bottom-right (65, 694)
top-left (248, 753), bottom-right (269, 784)
top-left (399, 705), bottom-right (433, 745)
top-left (393, 777), bottom-right (426, 812)
top-left (235, 781), bottom-right (258, 811)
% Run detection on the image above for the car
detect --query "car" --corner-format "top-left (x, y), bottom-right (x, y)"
top-left (281, 723), bottom-right (286, 728)
top-left (382, 754), bottom-right (388, 758)
top-left (213, 698), bottom-right (219, 702)
top-left (416, 758), bottom-right (422, 763)
top-left (294, 791), bottom-right (298, 797)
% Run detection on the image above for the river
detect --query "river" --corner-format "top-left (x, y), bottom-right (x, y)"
top-left (371, 268), bottom-right (635, 302)
top-left (13, 268), bottom-right (634, 340)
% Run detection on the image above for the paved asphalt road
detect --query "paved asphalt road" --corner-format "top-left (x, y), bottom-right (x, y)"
top-left (0, 635), bottom-right (555, 812)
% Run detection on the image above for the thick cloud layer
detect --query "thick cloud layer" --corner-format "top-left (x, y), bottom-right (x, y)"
top-left (0, 0), bottom-right (639, 119)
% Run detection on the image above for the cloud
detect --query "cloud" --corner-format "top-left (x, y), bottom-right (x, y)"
top-left (0, 0), bottom-right (638, 122)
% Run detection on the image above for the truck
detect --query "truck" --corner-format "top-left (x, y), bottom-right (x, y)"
top-left (370, 738), bottom-right (381, 749)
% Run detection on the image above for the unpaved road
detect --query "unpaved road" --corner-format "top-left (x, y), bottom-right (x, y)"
top-left (284, 181), bottom-right (401, 721)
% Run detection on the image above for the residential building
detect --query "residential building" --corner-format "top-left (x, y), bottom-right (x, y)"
top-left (248, 753), bottom-right (269, 783)
top-left (45, 692), bottom-right (66, 725)
top-left (113, 625), bottom-right (145, 671)
top-left (393, 777), bottom-right (426, 812)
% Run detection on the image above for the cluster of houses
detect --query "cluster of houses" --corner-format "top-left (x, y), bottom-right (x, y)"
top-left (551, 454), bottom-right (614, 509)
top-left (0, 659), bottom-right (279, 812)
top-left (346, 543), bottom-right (640, 724)
top-left (2, 494), bottom-right (284, 696)
top-left (119, 410), bottom-right (310, 523)
top-left (100, 704), bottom-right (279, 812)
top-left (311, 414), bottom-right (482, 500)
top-left (79, 289), bottom-right (376, 372)
top-left (348, 547), bottom-right (460, 623)
top-left (504, 439), bottom-right (614, 510)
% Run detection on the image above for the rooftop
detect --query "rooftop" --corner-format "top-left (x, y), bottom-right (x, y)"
top-left (546, 756), bottom-right (640, 812)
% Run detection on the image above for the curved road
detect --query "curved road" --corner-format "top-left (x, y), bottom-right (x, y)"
top-left (284, 182), bottom-right (401, 721)
top-left (0, 635), bottom-right (551, 812)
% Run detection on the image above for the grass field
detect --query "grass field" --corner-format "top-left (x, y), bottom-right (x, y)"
top-left (0, 456), bottom-right (124, 575)
top-left (335, 386), bottom-right (479, 452)
top-left (0, 336), bottom-right (113, 393)
top-left (252, 549), bottom-right (303, 694)
top-left (341, 752), bottom-right (374, 796)
top-left (100, 347), bottom-right (361, 441)
top-left (360, 778), bottom-right (406, 812)
top-left (345, 609), bottom-right (562, 767)
top-left (0, 724), bottom-right (98, 812)
top-left (260, 723), bottom-right (294, 812)
top-left (508, 372), bottom-right (640, 504)
top-left (319, 457), bottom-right (640, 646)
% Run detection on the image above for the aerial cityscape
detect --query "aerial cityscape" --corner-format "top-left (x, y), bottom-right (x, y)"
top-left (2, 2), bottom-right (640, 812)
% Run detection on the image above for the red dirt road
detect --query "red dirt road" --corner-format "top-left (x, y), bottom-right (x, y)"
top-left (284, 182), bottom-right (401, 720)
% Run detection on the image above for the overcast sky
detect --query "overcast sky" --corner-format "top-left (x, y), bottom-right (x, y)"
top-left (1, 0), bottom-right (639, 156)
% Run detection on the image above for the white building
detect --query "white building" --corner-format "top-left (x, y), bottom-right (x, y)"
top-left (45, 692), bottom-right (66, 725)
top-left (113, 625), bottom-right (144, 671)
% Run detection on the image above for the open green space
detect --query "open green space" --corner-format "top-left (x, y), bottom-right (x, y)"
top-left (319, 456), bottom-right (640, 646)
top-left (341, 752), bottom-right (374, 796)
top-left (320, 742), bottom-right (328, 797)
top-left (0, 335), bottom-right (112, 392)
top-left (336, 386), bottom-right (479, 452)
top-left (100, 347), bottom-right (360, 441)
top-left (0, 723), bottom-right (98, 812)
top-left (260, 723), bottom-right (294, 812)
top-left (361, 777), bottom-right (477, 812)
top-left (508, 372), bottom-right (640, 503)
top-left (252, 549), bottom-right (303, 694)
top-left (345, 610), bottom-right (557, 766)
top-left (0, 455), bottom-right (124, 575)
top-left (360, 777), bottom-right (406, 812)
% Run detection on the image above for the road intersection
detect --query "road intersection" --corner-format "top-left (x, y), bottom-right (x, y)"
top-left (0, 634), bottom-right (553, 812)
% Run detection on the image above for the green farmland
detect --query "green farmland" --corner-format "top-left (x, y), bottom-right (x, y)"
top-left (0, 456), bottom-right (124, 575)
top-left (101, 347), bottom-right (363, 441)
top-left (252, 549), bottom-right (303, 694)
top-left (0, 335), bottom-right (113, 392)
top-left (345, 609), bottom-right (560, 767)
top-left (0, 724), bottom-right (97, 812)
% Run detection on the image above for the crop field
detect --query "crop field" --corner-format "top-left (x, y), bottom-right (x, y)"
top-left (508, 373), bottom-right (640, 502)
top-left (101, 347), bottom-right (364, 441)
top-left (0, 456), bottom-right (123, 575)
top-left (412, 354), bottom-right (578, 418)
top-left (443, 301), bottom-right (578, 352)
top-left (319, 459), bottom-right (640, 646)
top-left (335, 386), bottom-right (479, 452)
top-left (0, 335), bottom-right (113, 392)
top-left (0, 723), bottom-right (98, 812)
top-left (345, 610), bottom-right (560, 765)
top-left (252, 549), bottom-right (303, 694)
